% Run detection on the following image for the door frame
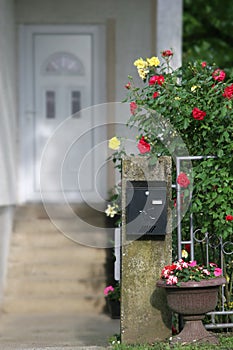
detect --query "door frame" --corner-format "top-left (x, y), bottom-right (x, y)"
top-left (18, 24), bottom-right (106, 203)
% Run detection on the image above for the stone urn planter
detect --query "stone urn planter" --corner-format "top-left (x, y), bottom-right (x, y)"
top-left (157, 277), bottom-right (226, 344)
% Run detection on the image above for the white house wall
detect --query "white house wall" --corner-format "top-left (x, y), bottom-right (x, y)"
top-left (15, 0), bottom-right (155, 194)
top-left (15, 0), bottom-right (152, 104)
top-left (15, 0), bottom-right (182, 197)
top-left (0, 0), bottom-right (17, 205)
top-left (0, 0), bottom-right (16, 302)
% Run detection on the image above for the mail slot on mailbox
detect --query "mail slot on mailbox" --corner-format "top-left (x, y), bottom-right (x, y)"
top-left (126, 180), bottom-right (167, 235)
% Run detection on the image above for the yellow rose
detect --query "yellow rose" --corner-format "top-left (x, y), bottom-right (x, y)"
top-left (147, 56), bottom-right (160, 67)
top-left (109, 136), bottom-right (121, 150)
top-left (181, 249), bottom-right (188, 259)
top-left (191, 85), bottom-right (201, 92)
top-left (138, 68), bottom-right (149, 80)
top-left (174, 96), bottom-right (181, 100)
top-left (134, 58), bottom-right (148, 69)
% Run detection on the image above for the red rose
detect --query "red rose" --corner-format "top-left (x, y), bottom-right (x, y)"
top-left (125, 82), bottom-right (131, 89)
top-left (149, 75), bottom-right (165, 86)
top-left (201, 61), bottom-right (207, 68)
top-left (153, 91), bottom-right (159, 98)
top-left (177, 172), bottom-right (190, 188)
top-left (172, 325), bottom-right (178, 335)
top-left (156, 75), bottom-right (165, 85)
top-left (223, 84), bottom-right (233, 99)
top-left (192, 107), bottom-right (206, 120)
top-left (226, 215), bottom-right (233, 221)
top-left (137, 136), bottom-right (150, 154)
top-left (212, 69), bottom-right (226, 82)
top-left (149, 76), bottom-right (157, 85)
top-left (162, 50), bottom-right (173, 57)
top-left (130, 102), bottom-right (137, 115)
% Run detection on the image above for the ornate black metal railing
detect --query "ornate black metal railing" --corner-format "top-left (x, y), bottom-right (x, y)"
top-left (176, 156), bottom-right (233, 330)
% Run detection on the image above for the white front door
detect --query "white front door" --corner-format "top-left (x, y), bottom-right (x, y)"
top-left (19, 25), bottom-right (106, 203)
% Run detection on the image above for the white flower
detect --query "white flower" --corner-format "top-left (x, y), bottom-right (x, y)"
top-left (105, 204), bottom-right (118, 218)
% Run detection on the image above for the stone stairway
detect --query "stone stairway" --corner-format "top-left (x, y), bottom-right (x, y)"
top-left (3, 204), bottom-right (110, 314)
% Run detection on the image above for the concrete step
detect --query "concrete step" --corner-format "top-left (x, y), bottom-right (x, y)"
top-left (6, 275), bottom-right (106, 297)
top-left (13, 218), bottom-right (59, 233)
top-left (3, 295), bottom-right (106, 313)
top-left (4, 204), bottom-right (109, 315)
top-left (14, 204), bottom-right (106, 229)
top-left (11, 230), bottom-right (75, 248)
top-left (12, 219), bottom-right (110, 247)
top-left (8, 245), bottom-right (106, 264)
top-left (7, 260), bottom-right (105, 280)
top-left (0, 312), bottom-right (119, 348)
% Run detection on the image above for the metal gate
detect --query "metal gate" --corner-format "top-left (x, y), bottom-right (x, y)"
top-left (176, 156), bottom-right (233, 330)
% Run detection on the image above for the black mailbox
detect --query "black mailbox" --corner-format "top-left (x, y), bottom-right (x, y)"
top-left (126, 180), bottom-right (167, 236)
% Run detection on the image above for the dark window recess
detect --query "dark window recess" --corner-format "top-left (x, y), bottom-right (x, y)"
top-left (46, 91), bottom-right (55, 119)
top-left (72, 91), bottom-right (81, 115)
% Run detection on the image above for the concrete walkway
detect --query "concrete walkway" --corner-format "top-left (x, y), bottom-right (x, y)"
top-left (0, 312), bottom-right (120, 349)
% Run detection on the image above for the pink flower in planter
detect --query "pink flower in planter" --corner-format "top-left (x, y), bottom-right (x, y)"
top-left (210, 262), bottom-right (217, 267)
top-left (167, 275), bottom-right (178, 285)
top-left (188, 260), bottom-right (197, 267)
top-left (214, 267), bottom-right (222, 277)
top-left (203, 269), bottom-right (211, 276)
top-left (104, 285), bottom-right (114, 296)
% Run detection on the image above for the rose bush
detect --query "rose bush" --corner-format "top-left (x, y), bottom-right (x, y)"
top-left (122, 50), bottom-right (233, 240)
top-left (106, 50), bottom-right (232, 312)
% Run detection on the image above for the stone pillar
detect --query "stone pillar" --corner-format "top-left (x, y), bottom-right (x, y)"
top-left (121, 156), bottom-right (172, 344)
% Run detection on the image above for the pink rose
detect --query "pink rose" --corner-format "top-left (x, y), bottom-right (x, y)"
top-left (177, 172), bottom-right (190, 188)
top-left (130, 102), bottom-right (137, 115)
top-left (137, 136), bottom-right (150, 154)
top-left (212, 69), bottom-right (226, 82)
top-left (201, 61), bottom-right (207, 68)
